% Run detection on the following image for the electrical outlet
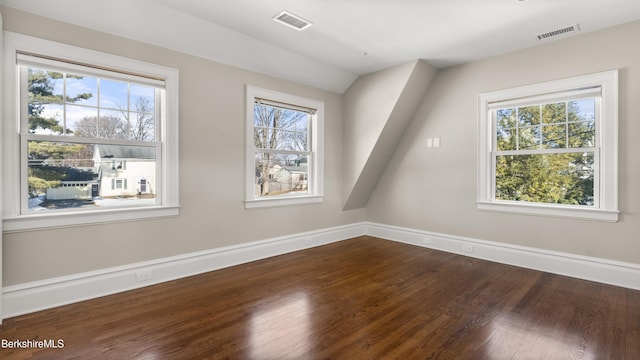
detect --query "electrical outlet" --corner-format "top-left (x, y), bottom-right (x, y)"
top-left (136, 269), bottom-right (153, 282)
top-left (462, 244), bottom-right (474, 253)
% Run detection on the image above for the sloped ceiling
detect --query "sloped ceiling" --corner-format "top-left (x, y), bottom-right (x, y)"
top-left (1, 0), bottom-right (640, 93)
top-left (0, 0), bottom-right (356, 93)
top-left (343, 60), bottom-right (438, 210)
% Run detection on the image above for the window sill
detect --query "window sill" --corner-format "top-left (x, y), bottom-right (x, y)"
top-left (477, 201), bottom-right (619, 222)
top-left (245, 195), bottom-right (324, 209)
top-left (2, 205), bottom-right (181, 233)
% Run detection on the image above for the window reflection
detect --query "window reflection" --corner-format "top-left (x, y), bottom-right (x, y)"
top-left (486, 314), bottom-right (595, 360)
top-left (250, 293), bottom-right (310, 359)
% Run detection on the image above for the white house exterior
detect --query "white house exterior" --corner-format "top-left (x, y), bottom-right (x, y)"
top-left (93, 145), bottom-right (156, 198)
top-left (254, 160), bottom-right (308, 196)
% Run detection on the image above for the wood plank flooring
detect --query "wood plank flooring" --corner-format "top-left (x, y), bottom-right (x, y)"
top-left (1, 236), bottom-right (638, 359)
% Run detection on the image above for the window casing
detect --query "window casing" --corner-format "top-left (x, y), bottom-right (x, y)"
top-left (3, 33), bottom-right (179, 231)
top-left (477, 71), bottom-right (618, 222)
top-left (245, 86), bottom-right (324, 208)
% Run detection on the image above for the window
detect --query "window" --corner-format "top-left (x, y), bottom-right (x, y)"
top-left (477, 71), bottom-right (618, 222)
top-left (245, 85), bottom-right (324, 208)
top-left (3, 33), bottom-right (179, 231)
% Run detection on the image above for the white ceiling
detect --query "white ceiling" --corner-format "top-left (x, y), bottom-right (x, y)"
top-left (2, 0), bottom-right (640, 93)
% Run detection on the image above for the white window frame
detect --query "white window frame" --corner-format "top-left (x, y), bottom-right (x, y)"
top-left (477, 70), bottom-right (619, 222)
top-left (245, 85), bottom-right (324, 208)
top-left (2, 32), bottom-right (180, 231)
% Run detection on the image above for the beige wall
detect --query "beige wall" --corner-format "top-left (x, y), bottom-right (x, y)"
top-left (1, 7), bottom-right (365, 286)
top-left (343, 62), bottom-right (417, 196)
top-left (366, 20), bottom-right (640, 264)
top-left (2, 6), bottom-right (639, 289)
top-left (342, 60), bottom-right (438, 210)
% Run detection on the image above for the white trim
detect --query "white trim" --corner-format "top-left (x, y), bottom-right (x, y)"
top-left (0, 11), bottom-right (4, 325)
top-left (16, 53), bottom-right (166, 87)
top-left (2, 32), bottom-right (180, 231)
top-left (245, 195), bottom-right (324, 209)
top-left (487, 86), bottom-right (601, 110)
top-left (5, 32), bottom-right (175, 85)
top-left (363, 222), bottom-right (640, 291)
top-left (477, 70), bottom-right (619, 221)
top-left (245, 85), bottom-right (324, 208)
top-left (2, 223), bottom-right (363, 319)
top-left (3, 222), bottom-right (639, 319)
top-left (3, 206), bottom-right (180, 233)
top-left (476, 201), bottom-right (619, 222)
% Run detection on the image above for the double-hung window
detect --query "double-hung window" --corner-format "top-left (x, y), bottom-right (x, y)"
top-left (3, 33), bottom-right (179, 231)
top-left (477, 70), bottom-right (618, 222)
top-left (245, 86), bottom-right (324, 208)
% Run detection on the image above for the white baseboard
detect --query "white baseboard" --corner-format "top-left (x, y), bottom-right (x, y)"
top-left (2, 222), bottom-right (365, 319)
top-left (4, 221), bottom-right (639, 319)
top-left (363, 222), bottom-right (640, 291)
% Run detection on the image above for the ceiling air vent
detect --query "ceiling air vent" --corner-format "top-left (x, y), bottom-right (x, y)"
top-left (273, 10), bottom-right (313, 31)
top-left (536, 24), bottom-right (580, 41)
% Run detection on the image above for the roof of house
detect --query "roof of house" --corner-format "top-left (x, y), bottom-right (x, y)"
top-left (283, 166), bottom-right (308, 174)
top-left (95, 145), bottom-right (156, 160)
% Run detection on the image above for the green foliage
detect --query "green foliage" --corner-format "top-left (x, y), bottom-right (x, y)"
top-left (27, 68), bottom-right (94, 198)
top-left (28, 176), bottom-right (61, 198)
top-left (28, 68), bottom-right (92, 133)
top-left (495, 100), bottom-right (595, 206)
top-left (29, 165), bottom-right (95, 181)
top-left (28, 141), bottom-right (85, 160)
top-left (495, 153), bottom-right (593, 205)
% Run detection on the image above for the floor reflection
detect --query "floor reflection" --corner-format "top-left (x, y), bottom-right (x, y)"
top-left (250, 292), bottom-right (311, 360)
top-left (486, 314), bottom-right (595, 360)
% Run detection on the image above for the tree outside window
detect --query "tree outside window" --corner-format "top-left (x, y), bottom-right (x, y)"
top-left (245, 85), bottom-right (324, 208)
top-left (477, 70), bottom-right (618, 222)
top-left (253, 102), bottom-right (310, 197)
top-left (25, 66), bottom-right (158, 211)
top-left (494, 100), bottom-right (596, 206)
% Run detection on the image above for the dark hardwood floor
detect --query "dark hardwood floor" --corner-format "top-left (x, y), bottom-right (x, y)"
top-left (1, 236), bottom-right (638, 359)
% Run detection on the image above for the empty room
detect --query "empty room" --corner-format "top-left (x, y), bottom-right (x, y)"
top-left (0, 0), bottom-right (639, 359)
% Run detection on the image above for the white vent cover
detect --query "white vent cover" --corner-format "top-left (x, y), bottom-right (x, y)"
top-left (273, 10), bottom-right (312, 31)
top-left (536, 24), bottom-right (580, 40)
